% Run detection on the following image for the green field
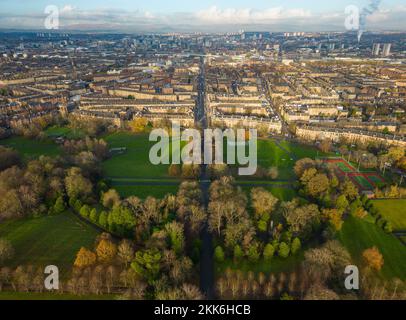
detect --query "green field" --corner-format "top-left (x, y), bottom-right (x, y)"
top-left (278, 140), bottom-right (330, 159)
top-left (113, 184), bottom-right (179, 199)
top-left (338, 215), bottom-right (406, 280)
top-left (0, 292), bottom-right (116, 300)
top-left (102, 132), bottom-right (184, 179)
top-left (0, 136), bottom-right (60, 159)
top-left (45, 125), bottom-right (84, 139)
top-left (0, 212), bottom-right (99, 273)
top-left (372, 199), bottom-right (406, 231)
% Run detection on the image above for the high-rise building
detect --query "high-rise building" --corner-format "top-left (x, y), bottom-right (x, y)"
top-left (382, 43), bottom-right (392, 57)
top-left (372, 43), bottom-right (381, 56)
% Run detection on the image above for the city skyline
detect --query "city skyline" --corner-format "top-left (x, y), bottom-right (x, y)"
top-left (0, 0), bottom-right (406, 32)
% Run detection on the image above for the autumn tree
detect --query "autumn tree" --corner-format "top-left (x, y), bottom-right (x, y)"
top-left (362, 247), bottom-right (384, 272)
top-left (74, 247), bottom-right (97, 268)
top-left (102, 189), bottom-right (121, 208)
top-left (129, 117), bottom-right (148, 133)
top-left (96, 239), bottom-right (117, 263)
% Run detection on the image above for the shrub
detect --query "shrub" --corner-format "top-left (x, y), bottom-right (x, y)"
top-left (263, 243), bottom-right (275, 261)
top-left (214, 246), bottom-right (225, 263)
top-left (291, 238), bottom-right (301, 255)
top-left (278, 242), bottom-right (290, 258)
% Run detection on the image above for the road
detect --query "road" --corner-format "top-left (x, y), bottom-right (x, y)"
top-left (196, 56), bottom-right (215, 299)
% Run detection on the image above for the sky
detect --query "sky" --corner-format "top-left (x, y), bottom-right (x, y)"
top-left (0, 0), bottom-right (405, 32)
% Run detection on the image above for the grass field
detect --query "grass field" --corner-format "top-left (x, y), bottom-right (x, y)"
top-left (0, 136), bottom-right (60, 159)
top-left (113, 184), bottom-right (179, 199)
top-left (338, 215), bottom-right (406, 280)
top-left (45, 125), bottom-right (84, 139)
top-left (278, 140), bottom-right (330, 159)
top-left (0, 292), bottom-right (116, 300)
top-left (102, 131), bottom-right (184, 179)
top-left (0, 212), bottom-right (99, 273)
top-left (372, 199), bottom-right (406, 231)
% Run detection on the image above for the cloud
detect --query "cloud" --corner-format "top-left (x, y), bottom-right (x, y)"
top-left (0, 4), bottom-right (404, 32)
top-left (195, 6), bottom-right (312, 24)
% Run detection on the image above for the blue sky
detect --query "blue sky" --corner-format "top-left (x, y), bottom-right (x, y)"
top-left (0, 0), bottom-right (405, 32)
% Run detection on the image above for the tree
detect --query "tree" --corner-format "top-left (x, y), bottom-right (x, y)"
top-left (129, 117), bottom-right (148, 133)
top-left (263, 243), bottom-right (275, 261)
top-left (131, 249), bottom-right (161, 284)
top-left (64, 167), bottom-right (93, 201)
top-left (214, 246), bottom-right (225, 263)
top-left (79, 205), bottom-right (91, 218)
top-left (102, 189), bottom-right (121, 209)
top-left (89, 208), bottom-right (98, 222)
top-left (233, 245), bottom-right (243, 262)
top-left (247, 243), bottom-right (260, 263)
top-left (96, 239), bottom-right (117, 263)
top-left (165, 222), bottom-right (185, 255)
top-left (117, 240), bottom-right (135, 267)
top-left (294, 158), bottom-right (316, 177)
top-left (181, 164), bottom-right (201, 179)
top-left (267, 166), bottom-right (279, 180)
top-left (319, 140), bottom-right (332, 153)
top-left (74, 247), bottom-right (96, 268)
top-left (305, 173), bottom-right (330, 197)
top-left (278, 242), bottom-right (290, 258)
top-left (251, 187), bottom-right (279, 220)
top-left (53, 196), bottom-right (66, 215)
top-left (0, 239), bottom-right (14, 264)
top-left (168, 164), bottom-right (181, 177)
top-left (362, 247), bottom-right (384, 271)
top-left (340, 179), bottom-right (358, 200)
top-left (322, 209), bottom-right (343, 231)
top-left (98, 211), bottom-right (108, 228)
top-left (291, 238), bottom-right (301, 255)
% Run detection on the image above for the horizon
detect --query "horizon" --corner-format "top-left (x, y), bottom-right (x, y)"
top-left (0, 0), bottom-right (406, 32)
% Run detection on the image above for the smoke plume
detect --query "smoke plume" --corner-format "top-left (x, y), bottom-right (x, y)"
top-left (358, 0), bottom-right (381, 42)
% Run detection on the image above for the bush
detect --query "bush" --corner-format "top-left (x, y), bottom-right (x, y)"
top-left (233, 245), bottom-right (243, 262)
top-left (263, 243), bottom-right (275, 261)
top-left (53, 196), bottom-right (66, 215)
top-left (257, 219), bottom-right (268, 233)
top-left (79, 205), bottom-right (91, 218)
top-left (98, 211), bottom-right (108, 228)
top-left (278, 242), bottom-right (290, 258)
top-left (247, 244), bottom-right (260, 263)
top-left (214, 246), bottom-right (225, 263)
top-left (291, 237), bottom-right (301, 255)
top-left (89, 208), bottom-right (98, 222)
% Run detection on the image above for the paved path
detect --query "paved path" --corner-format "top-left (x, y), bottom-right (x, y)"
top-left (197, 57), bottom-right (215, 299)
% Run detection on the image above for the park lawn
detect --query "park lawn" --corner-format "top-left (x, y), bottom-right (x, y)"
top-left (0, 212), bottom-right (99, 273)
top-left (0, 136), bottom-right (60, 159)
top-left (0, 292), bottom-right (116, 300)
top-left (278, 140), bottom-right (328, 159)
top-left (102, 131), bottom-right (185, 179)
top-left (372, 199), bottom-right (406, 231)
top-left (338, 215), bottom-right (406, 280)
top-left (45, 125), bottom-right (84, 139)
top-left (113, 184), bottom-right (179, 199)
top-left (215, 251), bottom-right (304, 276)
